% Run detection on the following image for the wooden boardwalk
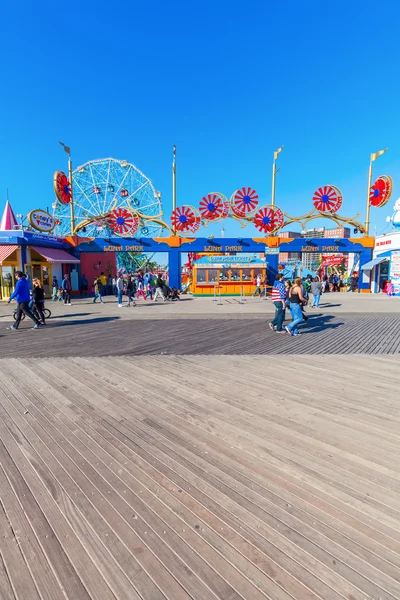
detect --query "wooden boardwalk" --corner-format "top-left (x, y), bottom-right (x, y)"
top-left (1, 314), bottom-right (400, 356)
top-left (0, 354), bottom-right (400, 599)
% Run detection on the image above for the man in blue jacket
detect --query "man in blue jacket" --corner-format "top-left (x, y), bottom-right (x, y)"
top-left (7, 271), bottom-right (41, 330)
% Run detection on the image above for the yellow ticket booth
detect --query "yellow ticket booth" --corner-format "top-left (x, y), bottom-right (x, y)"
top-left (191, 255), bottom-right (267, 296)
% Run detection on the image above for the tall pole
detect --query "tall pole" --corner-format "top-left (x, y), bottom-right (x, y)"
top-left (59, 142), bottom-right (75, 235)
top-left (68, 152), bottom-right (75, 235)
top-left (365, 160), bottom-right (373, 237)
top-left (365, 148), bottom-right (388, 237)
top-left (172, 145), bottom-right (177, 234)
top-left (271, 159), bottom-right (276, 208)
top-left (271, 145), bottom-right (283, 208)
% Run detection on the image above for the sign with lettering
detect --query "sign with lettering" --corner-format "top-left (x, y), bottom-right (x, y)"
top-left (208, 256), bottom-right (254, 263)
top-left (265, 248), bottom-right (280, 254)
top-left (390, 250), bottom-right (400, 295)
top-left (28, 209), bottom-right (55, 233)
top-left (203, 245), bottom-right (243, 252)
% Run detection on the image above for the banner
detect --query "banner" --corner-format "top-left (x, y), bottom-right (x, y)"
top-left (390, 250), bottom-right (400, 295)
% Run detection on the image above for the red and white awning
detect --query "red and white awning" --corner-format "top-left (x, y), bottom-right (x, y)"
top-left (0, 245), bottom-right (19, 264)
top-left (31, 247), bottom-right (80, 264)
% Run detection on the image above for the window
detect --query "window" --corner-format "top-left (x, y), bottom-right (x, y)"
top-left (196, 268), bottom-right (207, 283)
top-left (219, 268), bottom-right (229, 281)
top-left (230, 269), bottom-right (240, 281)
top-left (208, 269), bottom-right (218, 283)
top-left (241, 268), bottom-right (253, 281)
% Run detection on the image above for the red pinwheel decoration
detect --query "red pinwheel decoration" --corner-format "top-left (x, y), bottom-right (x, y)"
top-left (313, 185), bottom-right (342, 213)
top-left (53, 170), bottom-right (71, 205)
top-left (108, 207), bottom-right (139, 235)
top-left (369, 175), bottom-right (392, 208)
top-left (171, 206), bottom-right (198, 232)
top-left (199, 193), bottom-right (225, 221)
top-left (253, 206), bottom-right (284, 234)
top-left (231, 187), bottom-right (259, 217)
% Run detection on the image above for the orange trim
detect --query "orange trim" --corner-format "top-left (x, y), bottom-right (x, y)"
top-left (64, 236), bottom-right (94, 246)
top-left (360, 289), bottom-right (371, 293)
top-left (349, 236), bottom-right (375, 248)
top-left (153, 236), bottom-right (196, 247)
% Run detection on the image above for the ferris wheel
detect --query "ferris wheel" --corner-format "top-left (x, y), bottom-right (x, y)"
top-left (53, 158), bottom-right (163, 238)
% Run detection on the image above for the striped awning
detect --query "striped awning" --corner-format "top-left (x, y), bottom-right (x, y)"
top-left (31, 246), bottom-right (80, 264)
top-left (0, 245), bottom-right (18, 264)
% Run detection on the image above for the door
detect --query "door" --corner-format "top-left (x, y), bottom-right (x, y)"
top-left (1, 266), bottom-right (16, 299)
top-left (42, 264), bottom-right (51, 296)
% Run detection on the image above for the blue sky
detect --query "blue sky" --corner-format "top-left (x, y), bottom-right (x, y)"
top-left (1, 0), bottom-right (399, 238)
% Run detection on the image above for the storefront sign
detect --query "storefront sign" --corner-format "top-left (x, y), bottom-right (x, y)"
top-left (390, 250), bottom-right (400, 295)
top-left (103, 245), bottom-right (144, 252)
top-left (208, 256), bottom-right (254, 263)
top-left (28, 209), bottom-right (55, 233)
top-left (203, 245), bottom-right (243, 252)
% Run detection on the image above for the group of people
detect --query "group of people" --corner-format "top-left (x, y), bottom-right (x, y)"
top-left (6, 271), bottom-right (46, 330)
top-left (91, 271), bottom-right (180, 307)
top-left (51, 275), bottom-right (72, 304)
top-left (269, 274), bottom-right (324, 336)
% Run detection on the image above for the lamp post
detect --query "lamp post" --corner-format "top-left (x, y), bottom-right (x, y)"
top-left (59, 141), bottom-right (75, 234)
top-left (271, 146), bottom-right (283, 208)
top-left (172, 145), bottom-right (177, 234)
top-left (365, 148), bottom-right (388, 236)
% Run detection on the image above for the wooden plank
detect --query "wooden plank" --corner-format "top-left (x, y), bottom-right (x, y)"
top-left (0, 552), bottom-right (16, 600)
top-left (0, 496), bottom-right (40, 600)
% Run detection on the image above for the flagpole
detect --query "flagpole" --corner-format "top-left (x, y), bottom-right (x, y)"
top-left (172, 145), bottom-right (177, 234)
top-left (365, 157), bottom-right (373, 237)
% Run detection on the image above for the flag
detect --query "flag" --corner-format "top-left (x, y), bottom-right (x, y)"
top-left (371, 148), bottom-right (388, 161)
top-left (173, 145), bottom-right (176, 159)
top-left (274, 145), bottom-right (283, 160)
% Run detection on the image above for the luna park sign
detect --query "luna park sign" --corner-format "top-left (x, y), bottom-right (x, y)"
top-left (28, 209), bottom-right (56, 233)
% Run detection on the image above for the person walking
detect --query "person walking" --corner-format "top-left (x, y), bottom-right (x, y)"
top-left (311, 277), bottom-right (323, 308)
top-left (116, 274), bottom-right (125, 307)
top-left (99, 272), bottom-right (107, 296)
top-left (81, 274), bottom-right (89, 297)
top-left (31, 278), bottom-right (46, 324)
top-left (93, 277), bottom-right (103, 303)
top-left (136, 277), bottom-right (147, 300)
top-left (7, 272), bottom-right (41, 330)
top-left (153, 274), bottom-right (166, 302)
top-left (285, 277), bottom-right (307, 336)
top-left (253, 274), bottom-right (262, 297)
top-left (126, 276), bottom-right (136, 306)
top-left (268, 274), bottom-right (286, 334)
top-left (62, 273), bottom-right (72, 305)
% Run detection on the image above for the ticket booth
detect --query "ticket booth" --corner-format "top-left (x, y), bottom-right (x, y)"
top-left (191, 255), bottom-right (267, 296)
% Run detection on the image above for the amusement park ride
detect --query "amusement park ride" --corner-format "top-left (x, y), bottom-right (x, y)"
top-left (52, 145), bottom-right (393, 291)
